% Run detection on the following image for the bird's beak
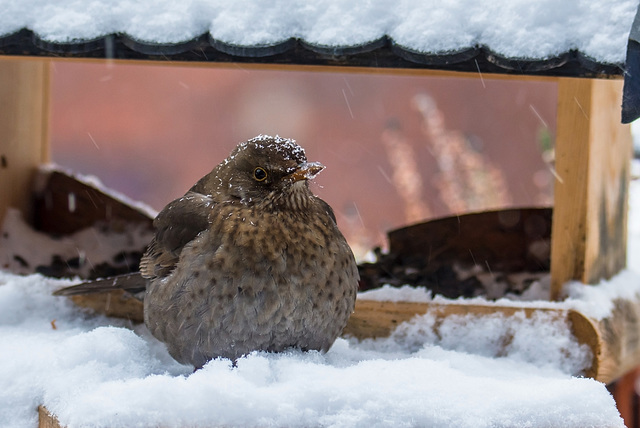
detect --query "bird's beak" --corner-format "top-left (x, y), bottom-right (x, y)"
top-left (287, 161), bottom-right (325, 182)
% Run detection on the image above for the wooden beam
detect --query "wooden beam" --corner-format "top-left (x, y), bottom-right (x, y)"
top-left (343, 296), bottom-right (640, 384)
top-left (610, 367), bottom-right (640, 428)
top-left (0, 54), bottom-right (571, 83)
top-left (58, 289), bottom-right (640, 383)
top-left (38, 406), bottom-right (63, 428)
top-left (0, 59), bottom-right (50, 224)
top-left (550, 78), bottom-right (632, 300)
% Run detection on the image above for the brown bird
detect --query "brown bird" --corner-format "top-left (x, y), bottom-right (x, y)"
top-left (55, 135), bottom-right (359, 369)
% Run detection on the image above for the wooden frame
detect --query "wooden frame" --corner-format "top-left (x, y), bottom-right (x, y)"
top-left (0, 59), bottom-right (50, 224)
top-left (551, 78), bottom-right (631, 300)
top-left (0, 57), bottom-right (634, 426)
top-left (1, 58), bottom-right (630, 297)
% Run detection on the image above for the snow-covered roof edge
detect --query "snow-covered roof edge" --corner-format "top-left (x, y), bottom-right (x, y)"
top-left (3, 1), bottom-right (639, 114)
top-left (0, 29), bottom-right (626, 78)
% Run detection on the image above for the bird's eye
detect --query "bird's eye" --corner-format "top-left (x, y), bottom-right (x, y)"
top-left (253, 167), bottom-right (268, 182)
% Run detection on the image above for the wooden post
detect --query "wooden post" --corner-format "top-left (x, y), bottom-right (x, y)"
top-left (38, 406), bottom-right (63, 428)
top-left (550, 78), bottom-right (632, 300)
top-left (611, 367), bottom-right (640, 428)
top-left (0, 59), bottom-right (51, 224)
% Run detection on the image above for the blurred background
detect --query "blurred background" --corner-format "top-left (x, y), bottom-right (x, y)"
top-left (50, 61), bottom-right (557, 259)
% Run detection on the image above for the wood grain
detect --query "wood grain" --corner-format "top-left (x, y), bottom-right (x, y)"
top-left (0, 59), bottom-right (50, 225)
top-left (344, 296), bottom-right (640, 384)
top-left (70, 290), bottom-right (144, 323)
top-left (0, 54), bottom-right (573, 82)
top-left (59, 288), bottom-right (640, 384)
top-left (550, 78), bottom-right (632, 300)
top-left (38, 406), bottom-right (63, 428)
top-left (33, 170), bottom-right (154, 236)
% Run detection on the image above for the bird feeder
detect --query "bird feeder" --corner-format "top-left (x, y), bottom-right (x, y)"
top-left (1, 2), bottom-right (639, 427)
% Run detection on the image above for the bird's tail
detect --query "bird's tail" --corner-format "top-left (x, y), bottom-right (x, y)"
top-left (53, 272), bottom-right (147, 296)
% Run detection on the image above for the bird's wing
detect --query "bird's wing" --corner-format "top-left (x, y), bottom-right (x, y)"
top-left (317, 198), bottom-right (338, 224)
top-left (140, 191), bottom-right (214, 280)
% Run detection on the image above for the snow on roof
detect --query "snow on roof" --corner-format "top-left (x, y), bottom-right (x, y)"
top-left (0, 0), bottom-right (637, 76)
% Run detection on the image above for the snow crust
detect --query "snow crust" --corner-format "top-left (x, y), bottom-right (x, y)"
top-left (361, 269), bottom-right (640, 321)
top-left (0, 0), bottom-right (636, 63)
top-left (5, 168), bottom-right (640, 426)
top-left (3, 167), bottom-right (640, 426)
top-left (0, 271), bottom-right (622, 428)
top-left (0, 208), bottom-right (153, 278)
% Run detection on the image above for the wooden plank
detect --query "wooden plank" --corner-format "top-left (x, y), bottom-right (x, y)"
top-left (343, 295), bottom-right (640, 384)
top-left (38, 406), bottom-right (63, 428)
top-left (387, 207), bottom-right (552, 273)
top-left (610, 367), bottom-right (640, 428)
top-left (0, 54), bottom-right (569, 83)
top-left (56, 289), bottom-right (640, 384)
top-left (550, 78), bottom-right (632, 300)
top-left (33, 170), bottom-right (154, 236)
top-left (70, 291), bottom-right (144, 323)
top-left (595, 297), bottom-right (640, 384)
top-left (0, 59), bottom-right (50, 225)
top-left (344, 299), bottom-right (600, 379)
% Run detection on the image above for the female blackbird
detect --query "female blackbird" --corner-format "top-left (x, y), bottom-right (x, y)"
top-left (58, 135), bottom-right (359, 368)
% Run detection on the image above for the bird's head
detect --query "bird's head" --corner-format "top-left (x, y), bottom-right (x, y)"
top-left (206, 135), bottom-right (324, 207)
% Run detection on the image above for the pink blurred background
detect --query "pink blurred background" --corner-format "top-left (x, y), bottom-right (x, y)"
top-left (50, 61), bottom-right (557, 258)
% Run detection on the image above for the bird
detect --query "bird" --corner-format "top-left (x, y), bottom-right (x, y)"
top-left (54, 135), bottom-right (359, 369)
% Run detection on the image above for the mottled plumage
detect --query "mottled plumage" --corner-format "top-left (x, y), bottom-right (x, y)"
top-left (56, 135), bottom-right (359, 369)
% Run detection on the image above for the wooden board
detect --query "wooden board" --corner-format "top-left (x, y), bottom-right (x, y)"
top-left (39, 295), bottom-right (640, 428)
top-left (59, 287), bottom-right (640, 385)
top-left (0, 59), bottom-right (50, 225)
top-left (550, 78), bottom-right (632, 300)
top-left (344, 300), bottom-right (600, 379)
top-left (343, 297), bottom-right (640, 384)
top-left (70, 290), bottom-right (144, 323)
top-left (388, 207), bottom-right (552, 274)
top-left (33, 170), bottom-right (154, 236)
top-left (38, 406), bottom-right (62, 428)
top-left (0, 54), bottom-right (571, 83)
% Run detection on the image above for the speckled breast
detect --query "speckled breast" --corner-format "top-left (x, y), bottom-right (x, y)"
top-left (144, 201), bottom-right (358, 368)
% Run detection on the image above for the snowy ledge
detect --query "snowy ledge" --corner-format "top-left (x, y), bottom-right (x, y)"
top-left (7, 169), bottom-right (640, 427)
top-left (349, 269), bottom-right (640, 384)
top-left (0, 270), bottom-right (626, 428)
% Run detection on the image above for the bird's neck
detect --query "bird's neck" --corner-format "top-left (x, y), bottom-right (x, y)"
top-left (263, 181), bottom-right (314, 213)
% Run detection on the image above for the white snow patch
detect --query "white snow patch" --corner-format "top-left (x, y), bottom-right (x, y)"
top-left (0, 0), bottom-right (636, 63)
top-left (359, 269), bottom-right (640, 321)
top-left (0, 208), bottom-right (153, 278)
top-left (2, 149), bottom-right (640, 427)
top-left (0, 269), bottom-right (622, 427)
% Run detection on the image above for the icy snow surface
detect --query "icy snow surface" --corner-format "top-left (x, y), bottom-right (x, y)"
top-left (0, 0), bottom-right (637, 63)
top-left (3, 175), bottom-right (640, 427)
top-left (0, 271), bottom-right (624, 428)
top-left (0, 208), bottom-right (153, 278)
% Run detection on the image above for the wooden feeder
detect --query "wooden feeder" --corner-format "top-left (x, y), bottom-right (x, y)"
top-left (1, 4), bottom-right (639, 427)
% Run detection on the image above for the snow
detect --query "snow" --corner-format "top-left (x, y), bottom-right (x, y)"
top-left (360, 270), bottom-right (640, 321)
top-left (0, 208), bottom-right (153, 278)
top-left (4, 168), bottom-right (640, 427)
top-left (0, 271), bottom-right (623, 427)
top-left (0, 0), bottom-right (636, 63)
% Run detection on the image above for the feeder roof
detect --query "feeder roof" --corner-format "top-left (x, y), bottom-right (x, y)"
top-left (2, 0), bottom-right (639, 119)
